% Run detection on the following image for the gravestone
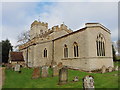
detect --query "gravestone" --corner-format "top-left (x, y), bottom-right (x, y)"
top-left (58, 66), bottom-right (68, 85)
top-left (115, 66), bottom-right (118, 71)
top-left (57, 62), bottom-right (63, 69)
top-left (41, 66), bottom-right (49, 78)
top-left (52, 65), bottom-right (59, 76)
top-left (83, 75), bottom-right (95, 89)
top-left (32, 67), bottom-right (40, 79)
top-left (14, 64), bottom-right (20, 71)
top-left (108, 66), bottom-right (113, 72)
top-left (101, 65), bottom-right (106, 73)
top-left (73, 76), bottom-right (79, 82)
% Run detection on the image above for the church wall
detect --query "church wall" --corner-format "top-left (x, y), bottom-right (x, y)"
top-left (86, 27), bottom-right (112, 57)
top-left (88, 57), bottom-right (113, 71)
top-left (33, 41), bottom-right (53, 67)
top-left (54, 29), bottom-right (90, 70)
top-left (21, 49), bottom-right (27, 64)
top-left (28, 46), bottom-right (35, 67)
top-left (85, 26), bottom-right (113, 70)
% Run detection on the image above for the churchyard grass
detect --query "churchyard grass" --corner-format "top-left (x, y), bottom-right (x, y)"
top-left (3, 62), bottom-right (119, 88)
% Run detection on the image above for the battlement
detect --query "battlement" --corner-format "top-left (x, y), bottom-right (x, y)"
top-left (31, 20), bottom-right (48, 28)
top-left (51, 24), bottom-right (73, 33)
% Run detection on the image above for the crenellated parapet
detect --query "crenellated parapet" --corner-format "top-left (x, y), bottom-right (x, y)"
top-left (31, 20), bottom-right (48, 28)
top-left (51, 24), bottom-right (73, 33)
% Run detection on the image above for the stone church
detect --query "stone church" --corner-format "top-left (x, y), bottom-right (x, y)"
top-left (19, 20), bottom-right (114, 71)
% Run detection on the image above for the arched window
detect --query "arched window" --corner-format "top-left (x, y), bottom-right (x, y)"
top-left (96, 34), bottom-right (105, 56)
top-left (64, 44), bottom-right (68, 58)
top-left (73, 42), bottom-right (79, 57)
top-left (44, 48), bottom-right (47, 57)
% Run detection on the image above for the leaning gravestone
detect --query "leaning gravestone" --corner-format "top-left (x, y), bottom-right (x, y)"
top-left (14, 64), bottom-right (20, 71)
top-left (41, 66), bottom-right (49, 78)
top-left (83, 75), bottom-right (95, 89)
top-left (52, 65), bottom-right (59, 77)
top-left (108, 66), bottom-right (113, 72)
top-left (101, 65), bottom-right (106, 73)
top-left (32, 67), bottom-right (40, 79)
top-left (115, 66), bottom-right (118, 71)
top-left (58, 66), bottom-right (68, 85)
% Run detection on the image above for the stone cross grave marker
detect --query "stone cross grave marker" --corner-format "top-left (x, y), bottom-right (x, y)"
top-left (14, 64), bottom-right (20, 71)
top-left (108, 66), bottom-right (113, 72)
top-left (41, 66), bottom-right (49, 78)
top-left (52, 65), bottom-right (59, 77)
top-left (32, 67), bottom-right (40, 79)
top-left (83, 75), bottom-right (95, 89)
top-left (101, 65), bottom-right (106, 73)
top-left (58, 66), bottom-right (68, 85)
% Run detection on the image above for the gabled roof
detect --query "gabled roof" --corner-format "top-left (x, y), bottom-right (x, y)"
top-left (10, 52), bottom-right (24, 62)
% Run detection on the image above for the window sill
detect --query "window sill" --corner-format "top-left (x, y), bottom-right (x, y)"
top-left (62, 57), bottom-right (80, 60)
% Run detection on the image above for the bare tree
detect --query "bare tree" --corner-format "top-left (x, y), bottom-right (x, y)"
top-left (17, 30), bottom-right (30, 45)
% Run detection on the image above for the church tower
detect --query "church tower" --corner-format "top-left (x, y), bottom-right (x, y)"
top-left (30, 20), bottom-right (48, 40)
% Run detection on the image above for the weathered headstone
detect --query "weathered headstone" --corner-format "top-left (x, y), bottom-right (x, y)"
top-left (52, 65), bottom-right (59, 76)
top-left (41, 66), bottom-right (49, 78)
top-left (108, 66), bottom-right (113, 72)
top-left (14, 64), bottom-right (20, 71)
top-left (73, 76), bottom-right (79, 82)
top-left (32, 67), bottom-right (40, 79)
top-left (101, 65), bottom-right (106, 73)
top-left (83, 75), bottom-right (95, 89)
top-left (57, 62), bottom-right (63, 69)
top-left (58, 66), bottom-right (68, 85)
top-left (115, 66), bottom-right (118, 71)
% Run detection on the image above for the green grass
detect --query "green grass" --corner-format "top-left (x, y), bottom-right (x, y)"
top-left (114, 61), bottom-right (120, 67)
top-left (3, 62), bottom-right (119, 88)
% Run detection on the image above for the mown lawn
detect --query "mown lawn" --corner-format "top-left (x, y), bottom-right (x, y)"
top-left (3, 62), bottom-right (119, 88)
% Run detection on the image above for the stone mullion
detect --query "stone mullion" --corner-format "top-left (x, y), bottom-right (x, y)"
top-left (101, 42), bottom-right (104, 56)
top-left (103, 42), bottom-right (105, 56)
top-left (96, 41), bottom-right (99, 56)
top-left (98, 41), bottom-right (101, 56)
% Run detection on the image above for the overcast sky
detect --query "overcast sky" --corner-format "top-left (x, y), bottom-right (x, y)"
top-left (0, 0), bottom-right (119, 48)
